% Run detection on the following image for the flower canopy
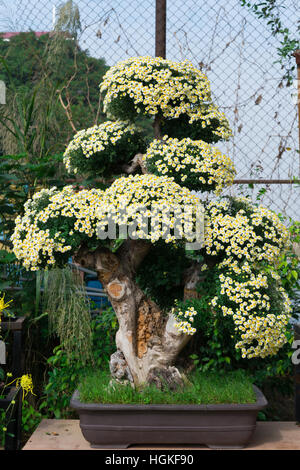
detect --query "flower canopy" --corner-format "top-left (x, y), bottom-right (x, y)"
top-left (204, 197), bottom-right (290, 263)
top-left (63, 120), bottom-right (145, 177)
top-left (210, 266), bottom-right (292, 358)
top-left (100, 56), bottom-right (211, 119)
top-left (143, 136), bottom-right (236, 193)
top-left (100, 56), bottom-right (231, 141)
top-left (12, 176), bottom-right (204, 270)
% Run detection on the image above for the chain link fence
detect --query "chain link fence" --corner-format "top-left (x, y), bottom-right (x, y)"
top-left (0, 0), bottom-right (299, 220)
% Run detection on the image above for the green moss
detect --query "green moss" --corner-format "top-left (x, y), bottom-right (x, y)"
top-left (78, 369), bottom-right (256, 405)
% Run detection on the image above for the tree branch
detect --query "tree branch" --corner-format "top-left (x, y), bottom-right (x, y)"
top-left (121, 153), bottom-right (148, 175)
top-left (183, 262), bottom-right (201, 300)
top-left (58, 90), bottom-right (77, 133)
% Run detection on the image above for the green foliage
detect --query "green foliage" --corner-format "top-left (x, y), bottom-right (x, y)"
top-left (0, 408), bottom-right (6, 446)
top-left (179, 268), bottom-right (242, 370)
top-left (0, 32), bottom-right (108, 156)
top-left (0, 245), bottom-right (41, 320)
top-left (21, 399), bottom-right (42, 436)
top-left (43, 267), bottom-right (93, 364)
top-left (78, 368), bottom-right (256, 405)
top-left (54, 0), bottom-right (81, 39)
top-left (40, 308), bottom-right (117, 418)
top-left (104, 93), bottom-right (139, 123)
top-left (135, 242), bottom-right (190, 310)
top-left (144, 137), bottom-right (235, 193)
top-left (186, 319), bottom-right (294, 398)
top-left (64, 122), bottom-right (147, 178)
top-left (0, 151), bottom-right (72, 319)
top-left (240, 0), bottom-right (300, 84)
top-left (40, 346), bottom-right (84, 418)
top-left (161, 114), bottom-right (226, 143)
top-left (273, 220), bottom-right (300, 318)
top-left (91, 307), bottom-right (118, 361)
top-left (0, 386), bottom-right (18, 446)
top-left (0, 66), bottom-right (57, 158)
top-left (0, 153), bottom-right (66, 244)
top-left (246, 213), bottom-right (300, 332)
top-left (0, 381), bottom-right (38, 447)
top-left (175, 260), bottom-right (295, 392)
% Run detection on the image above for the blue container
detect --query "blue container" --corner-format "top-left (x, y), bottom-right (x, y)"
top-left (86, 279), bottom-right (110, 309)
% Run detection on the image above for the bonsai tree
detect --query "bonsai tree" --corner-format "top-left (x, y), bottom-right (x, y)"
top-left (11, 56), bottom-right (292, 390)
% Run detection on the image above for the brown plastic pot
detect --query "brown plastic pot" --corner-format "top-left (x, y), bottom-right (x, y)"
top-left (70, 385), bottom-right (267, 449)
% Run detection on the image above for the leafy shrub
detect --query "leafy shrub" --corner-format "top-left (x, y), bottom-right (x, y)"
top-left (63, 120), bottom-right (146, 177)
top-left (40, 308), bottom-right (117, 418)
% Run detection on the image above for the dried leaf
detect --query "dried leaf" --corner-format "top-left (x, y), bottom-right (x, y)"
top-left (255, 95), bottom-right (262, 105)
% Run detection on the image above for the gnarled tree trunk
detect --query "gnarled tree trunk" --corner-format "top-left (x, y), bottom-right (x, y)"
top-left (75, 240), bottom-right (200, 389)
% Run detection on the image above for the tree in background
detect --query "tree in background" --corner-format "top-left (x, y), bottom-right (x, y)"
top-left (0, 0), bottom-right (108, 252)
top-left (0, 1), bottom-right (108, 158)
top-left (54, 0), bottom-right (82, 40)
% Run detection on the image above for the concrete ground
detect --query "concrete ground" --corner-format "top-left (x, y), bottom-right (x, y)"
top-left (22, 419), bottom-right (300, 450)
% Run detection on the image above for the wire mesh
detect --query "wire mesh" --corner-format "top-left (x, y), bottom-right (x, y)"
top-left (0, 0), bottom-right (299, 220)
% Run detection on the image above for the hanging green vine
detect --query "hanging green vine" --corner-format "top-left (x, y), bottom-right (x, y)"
top-left (42, 266), bottom-right (93, 365)
top-left (240, 0), bottom-right (300, 84)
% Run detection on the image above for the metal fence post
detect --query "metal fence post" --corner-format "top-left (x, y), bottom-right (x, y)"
top-left (295, 324), bottom-right (300, 423)
top-left (155, 0), bottom-right (166, 59)
top-left (294, 49), bottom-right (300, 176)
top-left (154, 0), bottom-right (166, 139)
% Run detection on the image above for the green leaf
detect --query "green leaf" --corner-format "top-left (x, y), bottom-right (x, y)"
top-left (110, 238), bottom-right (125, 253)
top-left (54, 409), bottom-right (61, 419)
top-left (0, 250), bottom-right (16, 263)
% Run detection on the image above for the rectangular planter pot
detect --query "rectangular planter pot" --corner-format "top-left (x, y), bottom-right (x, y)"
top-left (70, 385), bottom-right (267, 449)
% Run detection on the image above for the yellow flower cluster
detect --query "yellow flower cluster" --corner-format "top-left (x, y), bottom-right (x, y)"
top-left (97, 174), bottom-right (203, 244)
top-left (0, 294), bottom-right (12, 315)
top-left (143, 137), bottom-right (236, 194)
top-left (193, 103), bottom-right (232, 140)
top-left (218, 257), bottom-right (253, 275)
top-left (12, 186), bottom-right (103, 270)
top-left (17, 374), bottom-right (35, 399)
top-left (12, 175), bottom-right (204, 270)
top-left (100, 56), bottom-right (231, 138)
top-left (211, 269), bottom-right (292, 358)
top-left (6, 374), bottom-right (35, 400)
top-left (204, 198), bottom-right (290, 263)
top-left (172, 306), bottom-right (198, 335)
top-left (63, 120), bottom-right (138, 173)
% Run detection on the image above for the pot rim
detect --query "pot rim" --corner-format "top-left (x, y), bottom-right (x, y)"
top-left (70, 384), bottom-right (267, 412)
